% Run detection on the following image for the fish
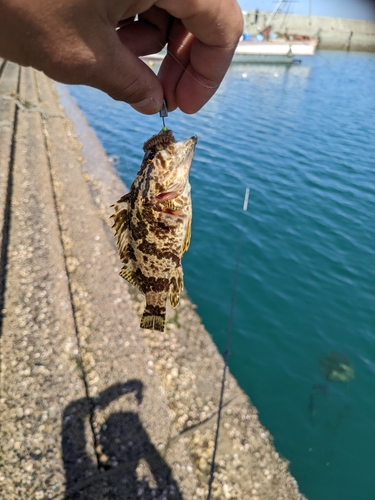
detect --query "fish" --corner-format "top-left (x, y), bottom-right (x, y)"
top-left (111, 129), bottom-right (197, 332)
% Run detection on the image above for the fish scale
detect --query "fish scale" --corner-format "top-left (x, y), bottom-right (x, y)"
top-left (111, 129), bottom-right (197, 332)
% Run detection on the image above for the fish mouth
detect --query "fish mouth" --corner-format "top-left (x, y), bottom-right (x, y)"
top-left (184, 136), bottom-right (198, 152)
top-left (171, 136), bottom-right (197, 175)
top-left (174, 136), bottom-right (197, 156)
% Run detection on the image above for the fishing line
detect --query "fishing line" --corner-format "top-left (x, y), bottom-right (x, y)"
top-left (153, 35), bottom-right (252, 494)
top-left (153, 39), bottom-right (218, 90)
top-left (206, 187), bottom-right (250, 500)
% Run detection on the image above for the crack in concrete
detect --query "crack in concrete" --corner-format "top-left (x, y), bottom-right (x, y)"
top-left (34, 72), bottom-right (102, 472)
top-left (169, 395), bottom-right (241, 447)
top-left (0, 62), bottom-right (20, 399)
top-left (0, 92), bottom-right (64, 119)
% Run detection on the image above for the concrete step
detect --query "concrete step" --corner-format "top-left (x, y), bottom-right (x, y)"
top-left (0, 65), bottom-right (90, 498)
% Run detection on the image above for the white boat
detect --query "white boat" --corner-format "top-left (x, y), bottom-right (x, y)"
top-left (141, 36), bottom-right (317, 66)
top-left (233, 0), bottom-right (318, 64)
top-left (141, 0), bottom-right (317, 66)
top-left (233, 38), bottom-right (318, 64)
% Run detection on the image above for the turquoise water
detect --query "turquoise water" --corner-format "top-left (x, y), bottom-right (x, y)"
top-left (68, 51), bottom-right (375, 500)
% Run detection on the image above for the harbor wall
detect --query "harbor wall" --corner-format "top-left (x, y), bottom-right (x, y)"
top-left (0, 59), bottom-right (306, 499)
top-left (243, 10), bottom-right (375, 52)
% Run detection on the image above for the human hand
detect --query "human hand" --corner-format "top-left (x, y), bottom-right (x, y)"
top-left (0, 0), bottom-right (243, 114)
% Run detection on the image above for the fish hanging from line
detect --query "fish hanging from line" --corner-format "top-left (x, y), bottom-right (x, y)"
top-left (111, 128), bottom-right (197, 332)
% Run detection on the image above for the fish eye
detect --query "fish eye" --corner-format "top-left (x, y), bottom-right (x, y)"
top-left (145, 148), bottom-right (156, 162)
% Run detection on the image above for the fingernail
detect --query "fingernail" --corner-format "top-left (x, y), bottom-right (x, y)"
top-left (131, 97), bottom-right (161, 114)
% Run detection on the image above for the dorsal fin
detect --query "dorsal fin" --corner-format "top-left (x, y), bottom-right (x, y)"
top-left (111, 193), bottom-right (130, 263)
top-left (143, 129), bottom-right (176, 152)
top-left (111, 194), bottom-right (142, 291)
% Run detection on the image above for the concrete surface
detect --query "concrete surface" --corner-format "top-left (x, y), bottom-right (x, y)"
top-left (0, 60), bottom-right (306, 499)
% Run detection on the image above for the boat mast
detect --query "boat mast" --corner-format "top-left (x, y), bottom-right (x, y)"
top-left (265, 0), bottom-right (288, 27)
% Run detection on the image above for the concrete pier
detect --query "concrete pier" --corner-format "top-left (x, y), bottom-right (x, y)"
top-left (0, 61), bottom-right (306, 499)
top-left (243, 11), bottom-right (375, 52)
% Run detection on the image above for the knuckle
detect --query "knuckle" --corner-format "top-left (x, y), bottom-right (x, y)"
top-left (226, 2), bottom-right (245, 45)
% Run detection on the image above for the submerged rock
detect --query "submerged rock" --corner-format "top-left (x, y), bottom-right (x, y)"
top-left (319, 351), bottom-right (355, 382)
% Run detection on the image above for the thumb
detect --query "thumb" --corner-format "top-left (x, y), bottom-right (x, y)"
top-left (90, 31), bottom-right (164, 114)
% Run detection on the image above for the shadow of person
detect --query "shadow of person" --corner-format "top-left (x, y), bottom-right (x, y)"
top-left (62, 380), bottom-right (183, 499)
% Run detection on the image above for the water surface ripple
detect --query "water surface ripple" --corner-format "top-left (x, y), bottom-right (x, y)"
top-left (68, 51), bottom-right (375, 500)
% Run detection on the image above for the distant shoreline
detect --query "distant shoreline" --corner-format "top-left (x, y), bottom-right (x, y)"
top-left (242, 10), bottom-right (375, 52)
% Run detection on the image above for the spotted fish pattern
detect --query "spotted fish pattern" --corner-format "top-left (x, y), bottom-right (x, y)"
top-left (111, 129), bottom-right (197, 332)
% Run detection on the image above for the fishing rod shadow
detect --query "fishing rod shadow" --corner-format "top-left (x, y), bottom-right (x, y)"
top-left (61, 379), bottom-right (182, 499)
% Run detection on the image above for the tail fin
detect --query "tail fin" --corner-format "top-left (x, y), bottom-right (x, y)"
top-left (140, 308), bottom-right (166, 332)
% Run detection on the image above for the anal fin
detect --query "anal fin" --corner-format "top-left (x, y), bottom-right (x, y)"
top-left (169, 266), bottom-right (184, 309)
top-left (120, 263), bottom-right (141, 291)
top-left (183, 216), bottom-right (191, 253)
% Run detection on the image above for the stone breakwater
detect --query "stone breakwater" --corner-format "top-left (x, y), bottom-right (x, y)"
top-left (0, 59), bottom-right (306, 499)
top-left (243, 10), bottom-right (375, 52)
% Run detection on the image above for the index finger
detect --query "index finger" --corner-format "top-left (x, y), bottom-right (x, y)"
top-left (156, 0), bottom-right (243, 113)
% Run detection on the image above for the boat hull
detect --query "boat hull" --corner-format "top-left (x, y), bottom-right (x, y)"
top-left (140, 39), bottom-right (318, 65)
top-left (232, 53), bottom-right (294, 64)
top-left (233, 39), bottom-right (317, 63)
